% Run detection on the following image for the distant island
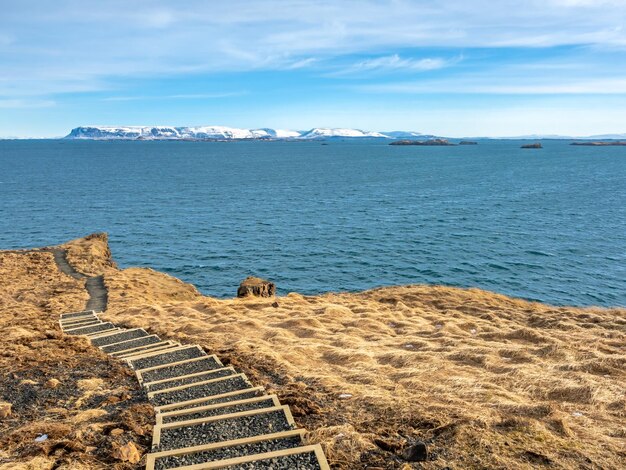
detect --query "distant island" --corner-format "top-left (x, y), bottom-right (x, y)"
top-left (571, 141), bottom-right (626, 146)
top-left (389, 138), bottom-right (455, 146)
top-left (459, 141), bottom-right (478, 145)
top-left (521, 143), bottom-right (542, 149)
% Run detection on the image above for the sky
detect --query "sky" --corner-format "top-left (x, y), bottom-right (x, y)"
top-left (1, 0), bottom-right (626, 137)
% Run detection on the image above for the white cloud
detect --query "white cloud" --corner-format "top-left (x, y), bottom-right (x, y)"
top-left (348, 55), bottom-right (453, 72)
top-left (0, 99), bottom-right (55, 108)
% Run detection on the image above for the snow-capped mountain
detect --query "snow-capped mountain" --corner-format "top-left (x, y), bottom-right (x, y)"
top-left (65, 126), bottom-right (418, 140)
top-left (297, 128), bottom-right (390, 139)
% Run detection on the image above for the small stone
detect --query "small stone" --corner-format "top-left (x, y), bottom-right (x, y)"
top-left (0, 402), bottom-right (12, 418)
top-left (237, 276), bottom-right (276, 298)
top-left (402, 441), bottom-right (428, 462)
top-left (271, 301), bottom-right (279, 308)
top-left (115, 441), bottom-right (141, 463)
top-left (45, 379), bottom-right (60, 389)
top-left (110, 428), bottom-right (124, 436)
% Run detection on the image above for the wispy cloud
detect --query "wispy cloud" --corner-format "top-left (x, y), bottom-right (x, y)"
top-left (0, 99), bottom-right (55, 108)
top-left (330, 54), bottom-right (458, 76)
top-left (101, 91), bottom-right (247, 101)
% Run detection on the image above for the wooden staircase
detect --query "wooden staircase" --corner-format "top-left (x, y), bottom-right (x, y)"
top-left (60, 310), bottom-right (330, 470)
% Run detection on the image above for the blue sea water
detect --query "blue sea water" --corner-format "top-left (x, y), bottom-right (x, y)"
top-left (0, 139), bottom-right (624, 306)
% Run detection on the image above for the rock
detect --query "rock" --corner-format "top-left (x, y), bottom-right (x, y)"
top-left (0, 402), bottom-right (12, 418)
top-left (45, 379), bottom-right (60, 389)
top-left (401, 441), bottom-right (428, 462)
top-left (237, 277), bottom-right (276, 298)
top-left (110, 428), bottom-right (124, 436)
top-left (271, 301), bottom-right (280, 308)
top-left (521, 143), bottom-right (542, 149)
top-left (114, 441), bottom-right (141, 463)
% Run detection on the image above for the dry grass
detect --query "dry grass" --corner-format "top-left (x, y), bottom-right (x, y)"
top-left (100, 246), bottom-right (626, 469)
top-left (2, 235), bottom-right (625, 469)
top-left (0, 249), bottom-right (153, 469)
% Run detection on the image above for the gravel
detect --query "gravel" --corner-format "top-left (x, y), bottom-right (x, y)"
top-left (146, 368), bottom-right (236, 393)
top-left (60, 310), bottom-right (94, 319)
top-left (151, 376), bottom-right (251, 407)
top-left (226, 452), bottom-right (321, 470)
top-left (66, 322), bottom-right (115, 335)
top-left (129, 347), bottom-right (206, 371)
top-left (91, 329), bottom-right (148, 347)
top-left (153, 435), bottom-right (303, 469)
top-left (162, 389), bottom-right (263, 412)
top-left (226, 452), bottom-right (321, 469)
top-left (101, 335), bottom-right (162, 354)
top-left (162, 397), bottom-right (276, 424)
top-left (62, 318), bottom-right (99, 329)
top-left (140, 356), bottom-right (223, 384)
top-left (157, 408), bottom-right (294, 451)
top-left (112, 342), bottom-right (174, 358)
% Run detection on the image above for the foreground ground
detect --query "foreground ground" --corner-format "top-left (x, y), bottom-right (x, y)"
top-left (1, 234), bottom-right (625, 469)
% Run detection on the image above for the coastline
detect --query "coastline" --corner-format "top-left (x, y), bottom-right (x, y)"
top-left (1, 234), bottom-right (625, 469)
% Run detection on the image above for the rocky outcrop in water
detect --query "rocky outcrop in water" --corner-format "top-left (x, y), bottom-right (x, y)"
top-left (571, 141), bottom-right (626, 146)
top-left (521, 143), bottom-right (542, 149)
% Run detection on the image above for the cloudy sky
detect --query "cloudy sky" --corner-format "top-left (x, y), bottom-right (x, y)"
top-left (1, 0), bottom-right (626, 137)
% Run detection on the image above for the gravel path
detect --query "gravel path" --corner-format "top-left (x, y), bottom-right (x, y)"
top-left (61, 318), bottom-right (99, 329)
top-left (102, 335), bottom-right (162, 354)
top-left (157, 409), bottom-right (294, 451)
top-left (146, 368), bottom-right (235, 393)
top-left (92, 329), bottom-right (148, 347)
top-left (153, 435), bottom-right (303, 469)
top-left (130, 347), bottom-right (206, 371)
top-left (151, 375), bottom-right (251, 407)
top-left (141, 356), bottom-right (223, 384)
top-left (66, 322), bottom-right (115, 335)
top-left (162, 397), bottom-right (277, 424)
top-left (113, 342), bottom-right (175, 358)
top-left (60, 310), bottom-right (95, 320)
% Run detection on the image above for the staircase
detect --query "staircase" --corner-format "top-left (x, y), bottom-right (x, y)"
top-left (59, 310), bottom-right (330, 470)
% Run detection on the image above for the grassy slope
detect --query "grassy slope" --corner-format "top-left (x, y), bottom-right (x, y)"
top-left (2, 234), bottom-right (625, 469)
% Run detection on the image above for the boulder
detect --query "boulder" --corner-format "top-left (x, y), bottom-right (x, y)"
top-left (401, 441), bottom-right (428, 462)
top-left (0, 402), bottom-right (11, 419)
top-left (237, 277), bottom-right (276, 298)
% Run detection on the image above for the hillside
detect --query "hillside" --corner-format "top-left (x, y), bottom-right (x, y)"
top-left (1, 235), bottom-right (625, 469)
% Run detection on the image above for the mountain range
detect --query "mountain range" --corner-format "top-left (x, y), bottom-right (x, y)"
top-left (64, 126), bottom-right (435, 140)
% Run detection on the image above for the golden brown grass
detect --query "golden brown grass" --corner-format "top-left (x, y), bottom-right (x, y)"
top-left (2, 235), bottom-right (625, 469)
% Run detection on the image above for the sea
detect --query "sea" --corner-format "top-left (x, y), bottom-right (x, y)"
top-left (1, 139), bottom-right (624, 306)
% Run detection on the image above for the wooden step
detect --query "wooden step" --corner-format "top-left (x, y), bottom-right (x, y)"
top-left (149, 374), bottom-right (253, 408)
top-left (60, 310), bottom-right (96, 320)
top-left (128, 345), bottom-right (207, 371)
top-left (153, 406), bottom-right (296, 452)
top-left (65, 322), bottom-right (116, 336)
top-left (145, 367), bottom-right (237, 394)
top-left (137, 356), bottom-right (224, 385)
top-left (156, 395), bottom-right (281, 426)
top-left (91, 328), bottom-right (149, 347)
top-left (60, 317), bottom-right (100, 329)
top-left (113, 341), bottom-right (181, 359)
top-left (101, 334), bottom-right (163, 354)
top-left (145, 429), bottom-right (305, 470)
top-left (160, 444), bottom-right (329, 470)
top-left (154, 387), bottom-right (265, 414)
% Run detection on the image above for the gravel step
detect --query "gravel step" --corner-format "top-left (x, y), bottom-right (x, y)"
top-left (155, 387), bottom-right (265, 414)
top-left (113, 341), bottom-right (180, 359)
top-left (150, 374), bottom-right (252, 407)
top-left (61, 317), bottom-right (100, 329)
top-left (149, 430), bottom-right (305, 470)
top-left (155, 406), bottom-right (295, 452)
top-left (91, 328), bottom-right (149, 347)
top-left (129, 346), bottom-right (207, 371)
top-left (65, 322), bottom-right (116, 335)
top-left (85, 327), bottom-right (122, 338)
top-left (138, 356), bottom-right (224, 384)
top-left (222, 447), bottom-right (325, 470)
top-left (159, 395), bottom-right (280, 425)
top-left (146, 367), bottom-right (237, 394)
top-left (101, 335), bottom-right (162, 354)
top-left (60, 310), bottom-right (95, 319)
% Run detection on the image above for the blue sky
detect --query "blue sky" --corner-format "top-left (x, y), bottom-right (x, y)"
top-left (1, 0), bottom-right (626, 137)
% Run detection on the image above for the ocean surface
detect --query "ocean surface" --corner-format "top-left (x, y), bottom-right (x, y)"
top-left (1, 139), bottom-right (624, 306)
